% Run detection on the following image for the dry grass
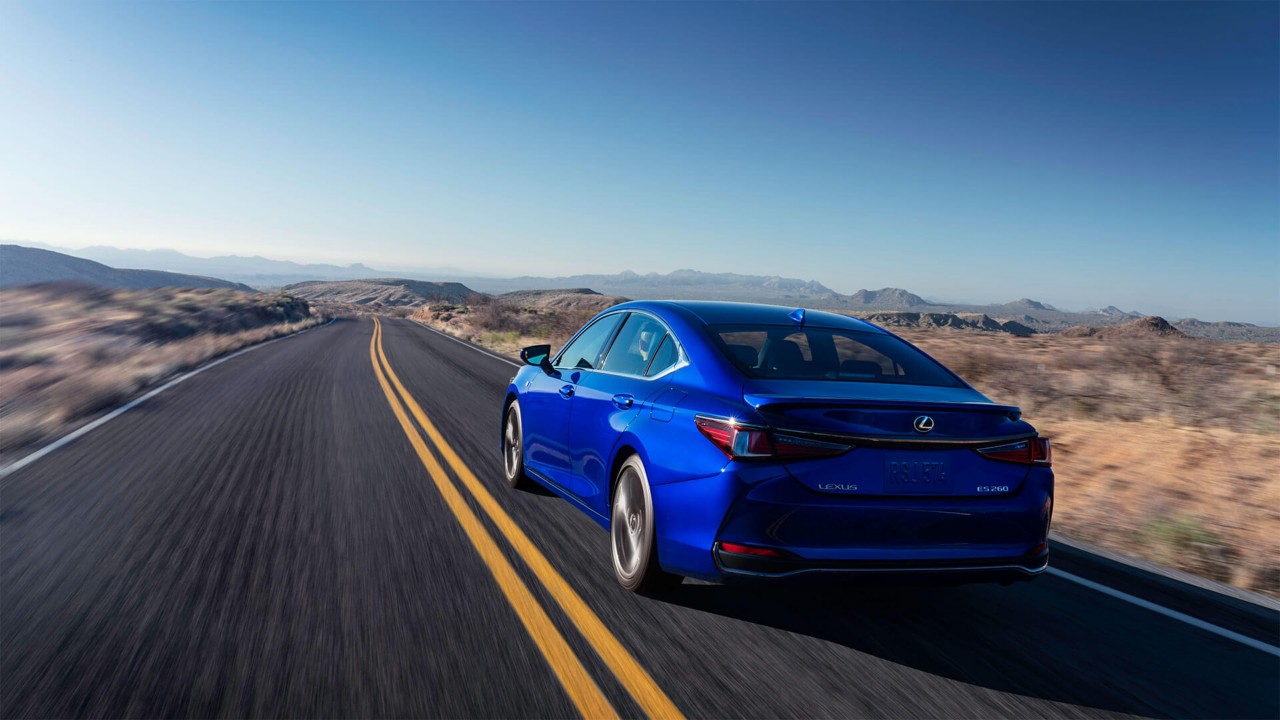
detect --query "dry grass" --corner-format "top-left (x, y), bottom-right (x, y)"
top-left (898, 330), bottom-right (1280, 433)
top-left (0, 283), bottom-right (324, 456)
top-left (411, 294), bottom-right (619, 358)
top-left (1047, 420), bottom-right (1278, 592)
top-left (890, 329), bottom-right (1280, 595)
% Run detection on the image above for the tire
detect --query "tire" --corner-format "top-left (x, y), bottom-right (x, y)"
top-left (503, 400), bottom-right (531, 489)
top-left (610, 455), bottom-right (682, 593)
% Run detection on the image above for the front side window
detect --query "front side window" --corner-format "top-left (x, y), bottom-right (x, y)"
top-left (600, 313), bottom-right (668, 376)
top-left (710, 325), bottom-right (963, 387)
top-left (557, 313), bottom-right (625, 370)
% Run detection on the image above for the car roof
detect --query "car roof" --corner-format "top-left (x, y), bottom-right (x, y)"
top-left (613, 300), bottom-right (888, 334)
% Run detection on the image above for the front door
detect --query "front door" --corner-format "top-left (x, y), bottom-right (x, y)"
top-left (526, 312), bottom-right (627, 493)
top-left (568, 312), bottom-right (675, 516)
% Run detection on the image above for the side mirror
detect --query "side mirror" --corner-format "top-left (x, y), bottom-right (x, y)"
top-left (520, 344), bottom-right (555, 374)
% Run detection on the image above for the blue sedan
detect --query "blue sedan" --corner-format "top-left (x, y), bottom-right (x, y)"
top-left (501, 301), bottom-right (1054, 592)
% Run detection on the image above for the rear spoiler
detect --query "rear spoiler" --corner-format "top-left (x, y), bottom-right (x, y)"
top-left (744, 394), bottom-right (1022, 419)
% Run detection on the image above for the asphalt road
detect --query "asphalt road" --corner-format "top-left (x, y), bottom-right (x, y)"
top-left (2, 317), bottom-right (1277, 719)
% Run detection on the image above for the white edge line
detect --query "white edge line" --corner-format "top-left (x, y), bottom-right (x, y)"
top-left (0, 318), bottom-right (336, 482)
top-left (407, 317), bottom-right (521, 368)
top-left (1048, 567), bottom-right (1280, 657)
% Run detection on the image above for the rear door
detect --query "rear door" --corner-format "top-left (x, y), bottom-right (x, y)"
top-left (568, 313), bottom-right (679, 516)
top-left (521, 312), bottom-right (625, 490)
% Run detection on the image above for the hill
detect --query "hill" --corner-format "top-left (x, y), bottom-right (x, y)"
top-left (1172, 318), bottom-right (1280, 343)
top-left (846, 287), bottom-right (929, 309)
top-left (1060, 316), bottom-right (1190, 339)
top-left (495, 288), bottom-right (628, 313)
top-left (282, 279), bottom-right (478, 306)
top-left (0, 245), bottom-right (253, 291)
top-left (853, 311), bottom-right (1036, 336)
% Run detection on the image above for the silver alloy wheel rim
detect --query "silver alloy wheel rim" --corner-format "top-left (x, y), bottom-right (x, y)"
top-left (504, 408), bottom-right (520, 480)
top-left (612, 465), bottom-right (645, 579)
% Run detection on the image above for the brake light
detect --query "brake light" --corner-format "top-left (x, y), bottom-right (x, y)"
top-left (977, 437), bottom-right (1051, 466)
top-left (695, 417), bottom-right (772, 458)
top-left (695, 416), bottom-right (849, 461)
top-left (719, 542), bottom-right (785, 558)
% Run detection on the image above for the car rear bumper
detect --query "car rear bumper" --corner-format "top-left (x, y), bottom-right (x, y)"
top-left (713, 544), bottom-right (1049, 583)
top-left (651, 463), bottom-right (1054, 584)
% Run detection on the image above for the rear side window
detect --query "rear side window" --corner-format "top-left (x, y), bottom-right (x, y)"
top-left (710, 324), bottom-right (962, 388)
top-left (645, 335), bottom-right (680, 377)
top-left (601, 313), bottom-right (667, 376)
top-left (557, 313), bottom-right (625, 370)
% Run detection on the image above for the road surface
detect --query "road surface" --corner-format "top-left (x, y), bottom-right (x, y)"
top-left (2, 317), bottom-right (1276, 719)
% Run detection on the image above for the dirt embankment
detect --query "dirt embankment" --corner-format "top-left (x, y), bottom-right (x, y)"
top-left (0, 283), bottom-right (324, 456)
top-left (411, 289), bottom-right (627, 358)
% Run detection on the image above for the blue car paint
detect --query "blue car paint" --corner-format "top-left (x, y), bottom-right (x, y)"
top-left (504, 300), bottom-right (1055, 584)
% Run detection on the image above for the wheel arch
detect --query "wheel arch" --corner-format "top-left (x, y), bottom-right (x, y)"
top-left (608, 442), bottom-right (641, 509)
top-left (500, 387), bottom-right (519, 450)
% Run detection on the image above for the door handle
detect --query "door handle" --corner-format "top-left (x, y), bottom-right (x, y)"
top-left (559, 385), bottom-right (575, 399)
top-left (612, 394), bottom-right (634, 410)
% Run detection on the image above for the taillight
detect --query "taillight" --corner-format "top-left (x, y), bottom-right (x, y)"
top-left (719, 542), bottom-right (785, 558)
top-left (695, 417), bottom-right (773, 458)
top-left (695, 416), bottom-right (849, 461)
top-left (977, 437), bottom-right (1051, 466)
top-left (770, 432), bottom-right (850, 459)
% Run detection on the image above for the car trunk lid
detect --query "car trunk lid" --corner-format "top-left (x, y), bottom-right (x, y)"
top-left (742, 379), bottom-right (1035, 497)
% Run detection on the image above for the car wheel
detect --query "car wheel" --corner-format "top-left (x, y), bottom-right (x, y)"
top-left (503, 400), bottom-right (531, 489)
top-left (611, 455), bottom-right (682, 593)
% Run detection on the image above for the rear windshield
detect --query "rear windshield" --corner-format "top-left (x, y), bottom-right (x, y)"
top-left (710, 325), bottom-right (964, 388)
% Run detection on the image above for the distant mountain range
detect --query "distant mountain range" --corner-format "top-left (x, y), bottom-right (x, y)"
top-left (452, 269), bottom-right (1280, 341)
top-left (850, 312), bottom-right (1038, 336)
top-left (53, 245), bottom-right (394, 288)
top-left (461, 269), bottom-right (1145, 326)
top-left (14, 242), bottom-right (477, 288)
top-left (4, 244), bottom-right (1275, 341)
top-left (0, 245), bottom-right (253, 292)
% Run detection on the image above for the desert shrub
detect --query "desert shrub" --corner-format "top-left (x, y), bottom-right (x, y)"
top-left (0, 349), bottom-right (53, 370)
top-left (467, 297), bottom-right (541, 336)
top-left (0, 312), bottom-right (40, 328)
top-left (1139, 516), bottom-right (1237, 584)
top-left (478, 331), bottom-right (517, 348)
top-left (0, 410), bottom-right (55, 452)
top-left (46, 372), bottom-right (141, 422)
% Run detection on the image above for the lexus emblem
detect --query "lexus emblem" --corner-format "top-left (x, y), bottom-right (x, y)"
top-left (913, 416), bottom-right (935, 434)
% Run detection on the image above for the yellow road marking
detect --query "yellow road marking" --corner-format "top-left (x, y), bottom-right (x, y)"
top-left (374, 318), bottom-right (685, 720)
top-left (369, 319), bottom-right (617, 720)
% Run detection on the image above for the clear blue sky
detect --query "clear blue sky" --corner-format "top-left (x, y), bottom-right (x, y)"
top-left (0, 2), bottom-right (1275, 322)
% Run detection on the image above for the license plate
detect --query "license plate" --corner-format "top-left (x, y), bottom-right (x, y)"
top-left (884, 456), bottom-right (951, 493)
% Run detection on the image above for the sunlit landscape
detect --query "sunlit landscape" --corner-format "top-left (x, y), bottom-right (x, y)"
top-left (1, 2), bottom-right (1276, 719)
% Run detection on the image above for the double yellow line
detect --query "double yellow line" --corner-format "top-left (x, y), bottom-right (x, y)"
top-left (369, 318), bottom-right (683, 720)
